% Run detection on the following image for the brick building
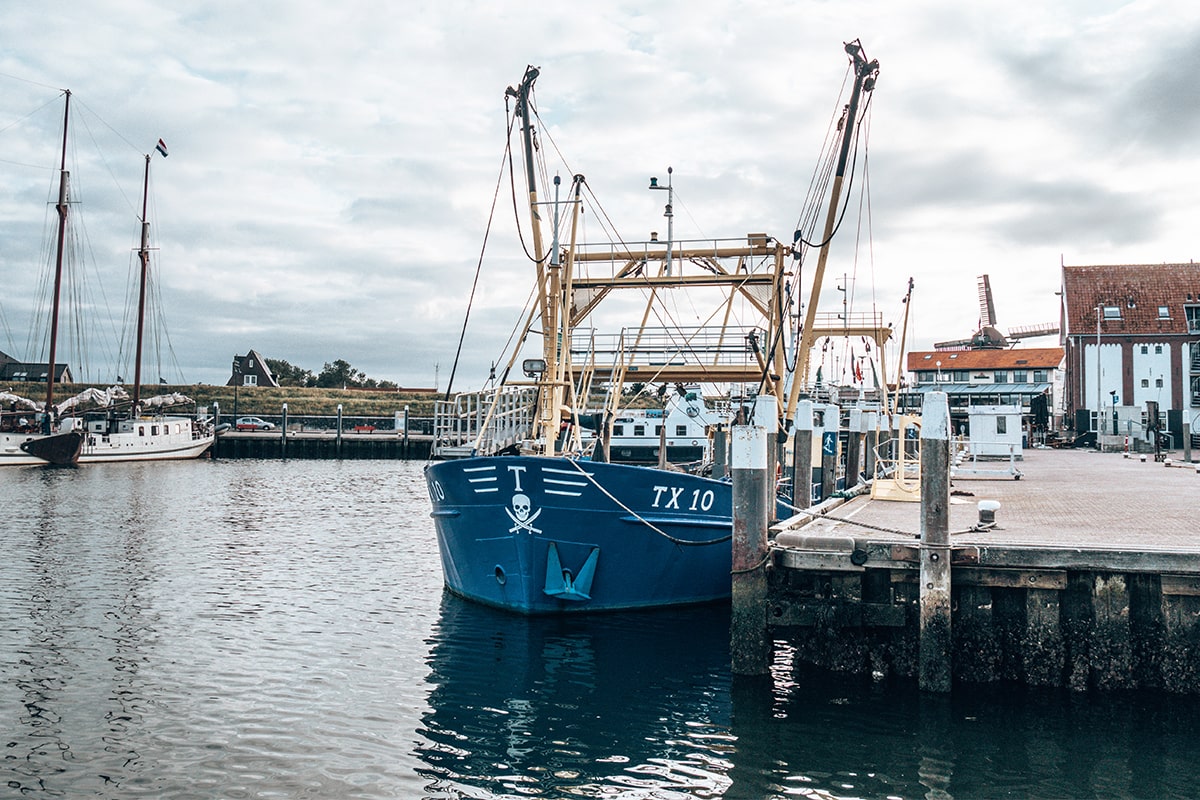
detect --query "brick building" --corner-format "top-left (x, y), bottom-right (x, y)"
top-left (1060, 262), bottom-right (1200, 444)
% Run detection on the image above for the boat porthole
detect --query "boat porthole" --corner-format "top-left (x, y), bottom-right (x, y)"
top-left (494, 566), bottom-right (507, 585)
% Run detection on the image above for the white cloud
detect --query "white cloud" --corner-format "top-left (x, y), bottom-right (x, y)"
top-left (1, 0), bottom-right (1197, 390)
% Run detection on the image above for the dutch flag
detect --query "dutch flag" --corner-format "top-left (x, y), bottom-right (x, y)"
top-left (155, 138), bottom-right (169, 158)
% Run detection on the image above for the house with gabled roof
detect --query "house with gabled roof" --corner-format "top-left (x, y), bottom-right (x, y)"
top-left (1060, 262), bottom-right (1200, 445)
top-left (0, 349), bottom-right (73, 385)
top-left (227, 349), bottom-right (279, 388)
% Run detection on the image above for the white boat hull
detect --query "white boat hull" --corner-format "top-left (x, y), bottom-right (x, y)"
top-left (1, 416), bottom-right (213, 465)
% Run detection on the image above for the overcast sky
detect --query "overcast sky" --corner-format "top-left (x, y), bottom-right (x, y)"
top-left (1, 1), bottom-right (1196, 391)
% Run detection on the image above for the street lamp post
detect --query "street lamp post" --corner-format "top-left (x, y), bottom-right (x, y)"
top-left (649, 167), bottom-right (674, 276)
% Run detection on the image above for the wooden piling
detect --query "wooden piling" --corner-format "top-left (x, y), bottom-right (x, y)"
top-left (755, 394), bottom-right (779, 496)
top-left (731, 424), bottom-right (770, 675)
top-left (336, 403), bottom-right (344, 455)
top-left (919, 391), bottom-right (951, 692)
top-left (863, 410), bottom-right (877, 480)
top-left (820, 405), bottom-right (838, 502)
top-left (845, 407), bottom-right (862, 486)
top-left (281, 402), bottom-right (289, 457)
top-left (792, 401), bottom-right (813, 508)
top-left (712, 425), bottom-right (728, 481)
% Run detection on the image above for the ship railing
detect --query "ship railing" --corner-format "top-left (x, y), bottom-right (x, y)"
top-left (432, 385), bottom-right (538, 458)
top-left (570, 325), bottom-right (763, 371)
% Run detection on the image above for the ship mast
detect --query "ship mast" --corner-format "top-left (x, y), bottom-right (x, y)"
top-left (508, 65), bottom-right (569, 456)
top-left (132, 153), bottom-right (152, 410)
top-left (785, 41), bottom-right (879, 423)
top-left (43, 90), bottom-right (71, 428)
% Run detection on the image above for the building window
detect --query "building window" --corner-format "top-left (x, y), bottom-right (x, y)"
top-left (1156, 378), bottom-right (1164, 388)
top-left (953, 370), bottom-right (969, 382)
top-left (920, 371), bottom-right (934, 383)
top-left (1186, 305), bottom-right (1200, 333)
top-left (1032, 370), bottom-right (1048, 383)
top-left (1155, 344), bottom-right (1163, 354)
top-left (1142, 379), bottom-right (1150, 388)
top-left (1140, 345), bottom-right (1149, 354)
top-left (993, 371), bottom-right (1007, 383)
top-left (996, 417), bottom-right (1007, 435)
top-left (243, 375), bottom-right (257, 386)
top-left (675, 425), bottom-right (687, 436)
top-left (1102, 305), bottom-right (1122, 320)
top-left (248, 359), bottom-right (255, 368)
top-left (1012, 370), bottom-right (1027, 383)
top-left (1159, 306), bottom-right (1170, 319)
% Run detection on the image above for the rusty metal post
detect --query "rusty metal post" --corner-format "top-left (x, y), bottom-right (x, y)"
top-left (731, 424), bottom-right (770, 675)
top-left (919, 391), bottom-right (952, 692)
top-left (792, 400), bottom-right (813, 508)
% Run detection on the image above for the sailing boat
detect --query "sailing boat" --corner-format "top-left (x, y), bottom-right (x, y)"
top-left (0, 91), bottom-right (213, 466)
top-left (425, 43), bottom-right (880, 614)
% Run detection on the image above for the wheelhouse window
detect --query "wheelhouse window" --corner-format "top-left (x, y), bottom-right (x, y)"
top-left (675, 425), bottom-right (687, 436)
top-left (633, 425), bottom-right (645, 437)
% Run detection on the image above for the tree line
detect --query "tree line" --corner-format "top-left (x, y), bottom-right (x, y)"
top-left (265, 358), bottom-right (398, 390)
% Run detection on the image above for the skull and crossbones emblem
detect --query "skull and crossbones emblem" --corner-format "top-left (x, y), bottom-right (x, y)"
top-left (505, 492), bottom-right (543, 534)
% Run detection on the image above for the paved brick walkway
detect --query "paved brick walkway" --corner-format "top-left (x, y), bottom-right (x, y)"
top-left (802, 448), bottom-right (1200, 552)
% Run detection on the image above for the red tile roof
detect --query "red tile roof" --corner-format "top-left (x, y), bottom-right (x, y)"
top-left (907, 347), bottom-right (1064, 372)
top-left (1061, 263), bottom-right (1200, 337)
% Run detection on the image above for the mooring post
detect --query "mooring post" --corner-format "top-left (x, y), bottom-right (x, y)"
top-left (846, 407), bottom-right (863, 486)
top-left (404, 405), bottom-right (410, 453)
top-left (211, 402), bottom-right (220, 459)
top-left (336, 403), bottom-right (343, 455)
top-left (919, 391), bottom-right (952, 692)
top-left (793, 400), bottom-right (813, 508)
top-left (712, 424), bottom-right (728, 480)
top-left (820, 405), bottom-right (839, 501)
top-left (755, 394), bottom-right (779, 500)
top-left (731, 424), bottom-right (770, 675)
top-left (281, 402), bottom-right (289, 457)
top-left (1185, 419), bottom-right (1192, 463)
top-left (863, 409), bottom-right (878, 480)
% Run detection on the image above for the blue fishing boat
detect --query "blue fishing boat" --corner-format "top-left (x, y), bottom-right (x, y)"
top-left (427, 43), bottom-right (880, 613)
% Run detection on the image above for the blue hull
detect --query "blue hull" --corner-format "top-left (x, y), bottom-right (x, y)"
top-left (425, 455), bottom-right (743, 614)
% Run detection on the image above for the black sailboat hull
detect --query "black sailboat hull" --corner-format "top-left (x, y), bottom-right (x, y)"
top-left (20, 430), bottom-right (84, 465)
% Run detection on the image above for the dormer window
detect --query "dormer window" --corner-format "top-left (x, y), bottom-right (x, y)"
top-left (1102, 306), bottom-right (1121, 320)
top-left (1159, 306), bottom-right (1170, 319)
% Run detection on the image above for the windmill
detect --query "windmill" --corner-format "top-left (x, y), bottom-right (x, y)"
top-left (934, 275), bottom-right (1059, 350)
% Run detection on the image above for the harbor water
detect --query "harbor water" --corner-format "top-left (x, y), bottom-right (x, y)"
top-left (2, 460), bottom-right (1198, 799)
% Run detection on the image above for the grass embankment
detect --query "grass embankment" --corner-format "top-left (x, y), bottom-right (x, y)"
top-left (32, 384), bottom-right (440, 417)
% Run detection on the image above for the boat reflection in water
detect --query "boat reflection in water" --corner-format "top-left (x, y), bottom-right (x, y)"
top-left (416, 594), bottom-right (735, 797)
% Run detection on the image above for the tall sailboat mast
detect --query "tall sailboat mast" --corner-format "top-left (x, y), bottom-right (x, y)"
top-left (132, 154), bottom-right (152, 410)
top-left (785, 41), bottom-right (879, 422)
top-left (43, 90), bottom-right (71, 425)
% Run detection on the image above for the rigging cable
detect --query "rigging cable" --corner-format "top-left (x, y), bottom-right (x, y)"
top-left (444, 113), bottom-right (518, 400)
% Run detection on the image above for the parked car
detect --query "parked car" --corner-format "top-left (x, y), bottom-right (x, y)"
top-left (235, 416), bottom-right (275, 431)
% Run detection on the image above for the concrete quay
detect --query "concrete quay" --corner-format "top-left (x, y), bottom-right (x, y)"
top-left (749, 438), bottom-right (1200, 694)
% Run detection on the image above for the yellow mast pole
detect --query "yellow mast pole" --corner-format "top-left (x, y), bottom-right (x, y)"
top-left (785, 42), bottom-right (879, 423)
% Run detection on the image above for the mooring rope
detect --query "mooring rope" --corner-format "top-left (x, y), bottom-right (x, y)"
top-left (564, 459), bottom-right (731, 547)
